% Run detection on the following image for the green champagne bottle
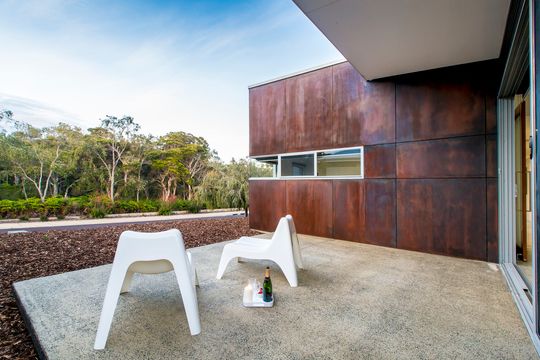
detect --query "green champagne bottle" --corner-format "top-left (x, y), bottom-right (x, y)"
top-left (262, 267), bottom-right (272, 302)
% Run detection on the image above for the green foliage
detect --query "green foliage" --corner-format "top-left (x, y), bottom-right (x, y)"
top-left (158, 202), bottom-right (173, 215)
top-left (0, 183), bottom-right (23, 200)
top-left (137, 200), bottom-right (160, 213)
top-left (90, 207), bottom-right (107, 218)
top-left (0, 111), bottom-right (237, 216)
top-left (196, 158), bottom-right (255, 214)
top-left (114, 200), bottom-right (140, 213)
top-left (43, 197), bottom-right (68, 216)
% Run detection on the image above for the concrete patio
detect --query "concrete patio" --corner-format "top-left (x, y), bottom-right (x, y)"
top-left (14, 235), bottom-right (538, 359)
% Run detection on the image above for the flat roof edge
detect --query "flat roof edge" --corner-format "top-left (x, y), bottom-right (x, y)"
top-left (248, 59), bottom-right (347, 89)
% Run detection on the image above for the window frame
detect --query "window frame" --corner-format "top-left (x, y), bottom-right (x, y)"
top-left (250, 146), bottom-right (364, 180)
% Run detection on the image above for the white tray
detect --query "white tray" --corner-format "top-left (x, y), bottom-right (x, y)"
top-left (243, 288), bottom-right (274, 307)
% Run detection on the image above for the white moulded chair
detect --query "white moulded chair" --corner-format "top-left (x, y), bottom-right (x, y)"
top-left (216, 215), bottom-right (303, 287)
top-left (94, 229), bottom-right (201, 350)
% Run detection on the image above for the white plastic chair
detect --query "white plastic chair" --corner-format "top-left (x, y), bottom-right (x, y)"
top-left (94, 229), bottom-right (201, 350)
top-left (216, 215), bottom-right (303, 287)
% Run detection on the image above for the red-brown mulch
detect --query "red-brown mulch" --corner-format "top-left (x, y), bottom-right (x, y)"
top-left (0, 216), bottom-right (258, 360)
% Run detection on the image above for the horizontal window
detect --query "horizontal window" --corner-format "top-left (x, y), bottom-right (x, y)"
top-left (251, 146), bottom-right (363, 179)
top-left (317, 148), bottom-right (362, 177)
top-left (250, 156), bottom-right (278, 178)
top-left (281, 154), bottom-right (315, 177)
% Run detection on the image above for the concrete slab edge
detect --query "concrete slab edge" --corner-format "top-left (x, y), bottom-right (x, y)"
top-left (12, 283), bottom-right (48, 360)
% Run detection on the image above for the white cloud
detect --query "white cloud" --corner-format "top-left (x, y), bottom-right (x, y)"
top-left (0, 0), bottom-right (342, 162)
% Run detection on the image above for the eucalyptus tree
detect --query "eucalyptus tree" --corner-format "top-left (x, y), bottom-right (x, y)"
top-left (88, 115), bottom-right (140, 203)
top-left (150, 132), bottom-right (213, 201)
top-left (196, 158), bottom-right (272, 215)
top-left (4, 122), bottom-right (64, 202)
top-left (120, 134), bottom-right (155, 201)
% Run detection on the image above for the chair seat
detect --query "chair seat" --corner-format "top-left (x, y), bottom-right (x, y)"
top-left (216, 215), bottom-right (302, 287)
top-left (233, 236), bottom-right (272, 248)
top-left (94, 229), bottom-right (201, 350)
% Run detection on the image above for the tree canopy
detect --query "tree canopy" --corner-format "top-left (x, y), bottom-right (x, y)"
top-left (0, 111), bottom-right (270, 213)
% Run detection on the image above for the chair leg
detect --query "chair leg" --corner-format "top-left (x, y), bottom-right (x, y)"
top-left (186, 252), bottom-right (199, 287)
top-left (293, 244), bottom-right (304, 270)
top-left (94, 262), bottom-right (130, 350)
top-left (172, 258), bottom-right (201, 336)
top-left (274, 255), bottom-right (298, 287)
top-left (216, 247), bottom-right (236, 279)
top-left (120, 271), bottom-right (134, 294)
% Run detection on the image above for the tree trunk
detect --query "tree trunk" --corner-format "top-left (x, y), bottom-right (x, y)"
top-left (22, 181), bottom-right (28, 200)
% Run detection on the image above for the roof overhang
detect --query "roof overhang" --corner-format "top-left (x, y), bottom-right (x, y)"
top-left (293, 0), bottom-right (511, 80)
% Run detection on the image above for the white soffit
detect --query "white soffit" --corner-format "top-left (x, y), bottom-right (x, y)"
top-left (293, 0), bottom-right (511, 80)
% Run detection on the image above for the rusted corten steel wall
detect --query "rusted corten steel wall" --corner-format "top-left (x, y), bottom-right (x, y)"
top-left (249, 60), bottom-right (499, 262)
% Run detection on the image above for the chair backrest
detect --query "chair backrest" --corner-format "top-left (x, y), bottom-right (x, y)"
top-left (117, 229), bottom-right (186, 261)
top-left (286, 214), bottom-right (302, 267)
top-left (268, 216), bottom-right (293, 252)
top-left (286, 214), bottom-right (298, 244)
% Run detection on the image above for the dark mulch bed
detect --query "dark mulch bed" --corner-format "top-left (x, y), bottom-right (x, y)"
top-left (0, 216), bottom-right (258, 359)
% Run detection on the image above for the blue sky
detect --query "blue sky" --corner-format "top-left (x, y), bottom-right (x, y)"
top-left (0, 0), bottom-right (343, 161)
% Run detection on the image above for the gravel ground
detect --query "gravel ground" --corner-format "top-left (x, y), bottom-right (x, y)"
top-left (0, 217), bottom-right (258, 359)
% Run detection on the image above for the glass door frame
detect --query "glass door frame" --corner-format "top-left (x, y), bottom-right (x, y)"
top-left (498, 0), bottom-right (539, 352)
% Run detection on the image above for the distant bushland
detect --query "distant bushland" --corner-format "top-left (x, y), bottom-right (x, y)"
top-left (0, 111), bottom-right (272, 215)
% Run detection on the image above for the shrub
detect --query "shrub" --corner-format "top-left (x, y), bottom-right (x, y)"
top-left (158, 202), bottom-right (173, 216)
top-left (68, 196), bottom-right (91, 215)
top-left (90, 207), bottom-right (107, 218)
top-left (138, 199), bottom-right (159, 213)
top-left (0, 200), bottom-right (14, 218)
top-left (171, 199), bottom-right (203, 213)
top-left (186, 202), bottom-right (202, 213)
top-left (44, 197), bottom-right (68, 216)
top-left (24, 198), bottom-right (43, 217)
top-left (89, 195), bottom-right (112, 215)
top-left (0, 183), bottom-right (23, 200)
top-left (114, 200), bottom-right (140, 214)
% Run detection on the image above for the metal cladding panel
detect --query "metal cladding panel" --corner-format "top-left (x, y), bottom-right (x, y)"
top-left (486, 94), bottom-right (497, 134)
top-left (248, 180), bottom-right (287, 232)
top-left (249, 82), bottom-right (286, 156)
top-left (332, 180), bottom-right (365, 242)
top-left (332, 62), bottom-right (396, 146)
top-left (487, 178), bottom-right (499, 263)
top-left (364, 144), bottom-right (396, 178)
top-left (396, 136), bottom-right (486, 178)
top-left (286, 180), bottom-right (333, 238)
top-left (397, 179), bottom-right (487, 260)
top-left (285, 67), bottom-right (334, 152)
top-left (486, 135), bottom-right (497, 178)
top-left (364, 179), bottom-right (396, 247)
top-left (248, 60), bottom-right (499, 262)
top-left (396, 79), bottom-right (485, 142)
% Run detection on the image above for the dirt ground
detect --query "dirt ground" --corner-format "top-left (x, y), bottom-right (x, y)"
top-left (0, 217), bottom-right (258, 359)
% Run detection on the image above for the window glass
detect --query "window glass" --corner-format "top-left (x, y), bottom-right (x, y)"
top-left (281, 154), bottom-right (315, 176)
top-left (251, 156), bottom-right (278, 178)
top-left (317, 148), bottom-right (362, 176)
